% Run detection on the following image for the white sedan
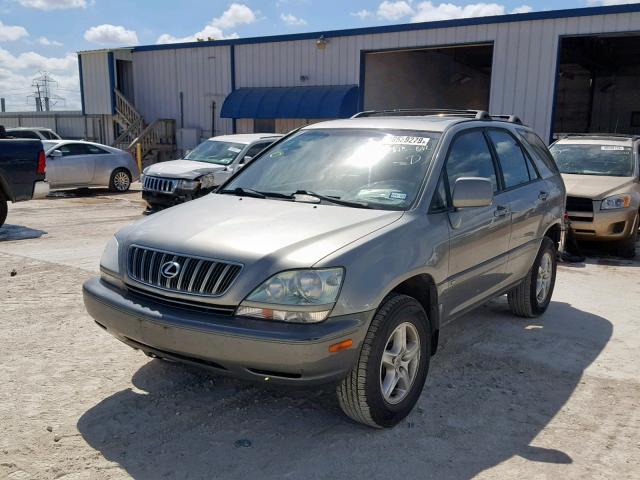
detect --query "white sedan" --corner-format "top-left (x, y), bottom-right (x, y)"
top-left (43, 140), bottom-right (139, 192)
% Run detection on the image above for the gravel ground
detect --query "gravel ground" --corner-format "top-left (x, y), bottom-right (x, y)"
top-left (1, 188), bottom-right (639, 480)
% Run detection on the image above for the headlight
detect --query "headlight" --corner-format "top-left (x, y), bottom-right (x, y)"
top-left (601, 194), bottom-right (631, 210)
top-left (100, 236), bottom-right (124, 288)
top-left (179, 179), bottom-right (199, 190)
top-left (199, 173), bottom-right (216, 189)
top-left (237, 268), bottom-right (344, 323)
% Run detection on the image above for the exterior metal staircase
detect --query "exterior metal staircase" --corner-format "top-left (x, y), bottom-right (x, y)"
top-left (113, 89), bottom-right (176, 161)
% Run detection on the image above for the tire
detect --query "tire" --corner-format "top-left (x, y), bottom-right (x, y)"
top-left (337, 293), bottom-right (431, 428)
top-left (109, 168), bottom-right (132, 192)
top-left (615, 213), bottom-right (638, 259)
top-left (508, 237), bottom-right (557, 318)
top-left (0, 194), bottom-right (7, 228)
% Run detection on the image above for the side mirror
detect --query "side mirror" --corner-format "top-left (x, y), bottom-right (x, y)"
top-left (452, 177), bottom-right (493, 209)
top-left (49, 149), bottom-right (63, 158)
top-left (242, 155), bottom-right (252, 164)
top-left (184, 149), bottom-right (192, 156)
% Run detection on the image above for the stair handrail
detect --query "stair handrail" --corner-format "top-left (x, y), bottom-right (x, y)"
top-left (128, 119), bottom-right (175, 158)
top-left (114, 89), bottom-right (143, 128)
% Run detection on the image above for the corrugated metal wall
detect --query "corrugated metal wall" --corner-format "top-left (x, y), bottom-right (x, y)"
top-left (81, 9), bottom-right (640, 142)
top-left (81, 51), bottom-right (113, 115)
top-left (0, 112), bottom-right (115, 144)
top-left (132, 45), bottom-right (232, 141)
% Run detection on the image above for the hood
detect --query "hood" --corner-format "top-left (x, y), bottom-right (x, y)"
top-left (144, 160), bottom-right (227, 180)
top-left (121, 194), bottom-right (404, 269)
top-left (561, 174), bottom-right (636, 200)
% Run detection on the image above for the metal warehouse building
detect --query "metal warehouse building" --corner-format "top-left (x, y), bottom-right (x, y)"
top-left (77, 4), bottom-right (640, 156)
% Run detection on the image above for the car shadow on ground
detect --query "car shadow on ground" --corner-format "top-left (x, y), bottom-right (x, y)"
top-left (0, 224), bottom-right (47, 241)
top-left (47, 186), bottom-right (142, 199)
top-left (77, 300), bottom-right (611, 479)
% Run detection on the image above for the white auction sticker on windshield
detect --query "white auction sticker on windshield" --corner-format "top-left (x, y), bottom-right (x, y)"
top-left (228, 147), bottom-right (242, 153)
top-left (382, 136), bottom-right (430, 147)
top-left (601, 146), bottom-right (626, 151)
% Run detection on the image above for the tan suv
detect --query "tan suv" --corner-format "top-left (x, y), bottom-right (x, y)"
top-left (550, 134), bottom-right (640, 258)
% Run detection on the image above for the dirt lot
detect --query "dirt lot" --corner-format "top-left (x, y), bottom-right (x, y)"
top-left (1, 189), bottom-right (639, 480)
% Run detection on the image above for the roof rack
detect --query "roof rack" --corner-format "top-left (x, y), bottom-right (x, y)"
top-left (351, 109), bottom-right (523, 124)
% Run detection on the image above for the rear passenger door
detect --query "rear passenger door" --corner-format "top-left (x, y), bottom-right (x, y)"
top-left (440, 129), bottom-right (513, 319)
top-left (486, 128), bottom-right (548, 282)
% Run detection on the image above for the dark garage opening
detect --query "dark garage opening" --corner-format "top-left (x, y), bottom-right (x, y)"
top-left (362, 44), bottom-right (493, 111)
top-left (554, 34), bottom-right (640, 136)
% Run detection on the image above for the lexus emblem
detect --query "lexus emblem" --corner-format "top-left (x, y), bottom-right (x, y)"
top-left (160, 261), bottom-right (181, 279)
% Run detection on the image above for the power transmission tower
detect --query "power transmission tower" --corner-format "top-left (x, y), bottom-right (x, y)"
top-left (28, 71), bottom-right (65, 112)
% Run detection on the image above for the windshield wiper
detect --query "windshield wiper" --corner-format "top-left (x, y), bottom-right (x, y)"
top-left (220, 188), bottom-right (295, 200)
top-left (292, 190), bottom-right (371, 209)
top-left (220, 187), bottom-right (266, 199)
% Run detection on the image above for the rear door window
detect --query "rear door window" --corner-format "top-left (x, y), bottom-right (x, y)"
top-left (9, 130), bottom-right (40, 139)
top-left (487, 129), bottom-right (533, 189)
top-left (516, 129), bottom-right (559, 178)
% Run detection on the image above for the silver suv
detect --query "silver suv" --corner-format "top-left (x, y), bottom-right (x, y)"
top-left (83, 110), bottom-right (565, 428)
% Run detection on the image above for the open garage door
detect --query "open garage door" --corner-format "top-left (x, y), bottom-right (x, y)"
top-left (553, 34), bottom-right (640, 137)
top-left (362, 44), bottom-right (493, 111)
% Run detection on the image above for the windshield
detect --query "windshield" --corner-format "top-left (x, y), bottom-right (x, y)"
top-left (550, 144), bottom-right (635, 177)
top-left (184, 140), bottom-right (245, 165)
top-left (225, 128), bottom-right (441, 210)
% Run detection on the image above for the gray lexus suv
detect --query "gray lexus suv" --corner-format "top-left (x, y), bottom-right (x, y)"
top-left (83, 110), bottom-right (565, 428)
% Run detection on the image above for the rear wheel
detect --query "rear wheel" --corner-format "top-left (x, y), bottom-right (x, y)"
top-left (0, 193), bottom-right (7, 228)
top-left (615, 213), bottom-right (638, 259)
top-left (508, 237), bottom-right (557, 318)
top-left (109, 168), bottom-right (132, 192)
top-left (337, 293), bottom-right (431, 428)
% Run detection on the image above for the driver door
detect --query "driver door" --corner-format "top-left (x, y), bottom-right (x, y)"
top-left (48, 143), bottom-right (96, 187)
top-left (440, 129), bottom-right (513, 319)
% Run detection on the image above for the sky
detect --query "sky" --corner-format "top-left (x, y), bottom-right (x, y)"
top-left (0, 0), bottom-right (636, 111)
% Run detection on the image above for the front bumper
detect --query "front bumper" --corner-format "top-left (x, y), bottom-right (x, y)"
top-left (142, 188), bottom-right (213, 210)
top-left (83, 277), bottom-right (372, 385)
top-left (568, 207), bottom-right (638, 241)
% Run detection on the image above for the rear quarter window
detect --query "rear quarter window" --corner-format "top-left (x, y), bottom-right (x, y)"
top-left (516, 129), bottom-right (558, 179)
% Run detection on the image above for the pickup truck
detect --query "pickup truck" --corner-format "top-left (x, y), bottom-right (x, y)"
top-left (0, 139), bottom-right (49, 227)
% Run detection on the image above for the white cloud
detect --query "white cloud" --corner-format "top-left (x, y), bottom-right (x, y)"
top-left (377, 1), bottom-right (414, 20)
top-left (37, 36), bottom-right (63, 46)
top-left (411, 2), bottom-right (505, 22)
top-left (0, 48), bottom-right (80, 110)
top-left (370, 1), bottom-right (535, 23)
top-left (84, 24), bottom-right (138, 45)
top-left (17, 0), bottom-right (86, 10)
top-left (511, 5), bottom-right (533, 13)
top-left (0, 20), bottom-right (28, 42)
top-left (281, 13), bottom-right (307, 26)
top-left (210, 3), bottom-right (257, 29)
top-left (157, 3), bottom-right (257, 44)
top-left (351, 9), bottom-right (374, 19)
top-left (0, 47), bottom-right (76, 71)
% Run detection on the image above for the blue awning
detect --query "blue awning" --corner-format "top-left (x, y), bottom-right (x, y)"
top-left (220, 85), bottom-right (360, 119)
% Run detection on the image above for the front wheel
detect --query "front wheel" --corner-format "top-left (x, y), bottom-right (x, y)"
top-left (337, 293), bottom-right (431, 428)
top-left (109, 168), bottom-right (132, 192)
top-left (508, 237), bottom-right (557, 317)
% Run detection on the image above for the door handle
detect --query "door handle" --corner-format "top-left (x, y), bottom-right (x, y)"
top-left (494, 205), bottom-right (510, 217)
top-left (538, 191), bottom-right (549, 201)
